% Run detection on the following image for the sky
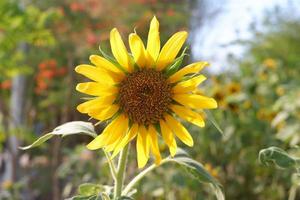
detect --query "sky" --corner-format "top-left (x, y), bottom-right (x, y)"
top-left (191, 0), bottom-right (300, 73)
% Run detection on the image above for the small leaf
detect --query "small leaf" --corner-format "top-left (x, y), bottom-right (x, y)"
top-left (169, 149), bottom-right (224, 200)
top-left (98, 45), bottom-right (127, 74)
top-left (20, 121), bottom-right (96, 150)
top-left (19, 133), bottom-right (54, 150)
top-left (78, 183), bottom-right (104, 196)
top-left (204, 110), bottom-right (224, 136)
top-left (259, 146), bottom-right (298, 169)
top-left (164, 47), bottom-right (188, 76)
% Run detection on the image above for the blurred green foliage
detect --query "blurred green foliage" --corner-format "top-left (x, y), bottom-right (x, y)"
top-left (0, 0), bottom-right (56, 79)
top-left (183, 15), bottom-right (300, 200)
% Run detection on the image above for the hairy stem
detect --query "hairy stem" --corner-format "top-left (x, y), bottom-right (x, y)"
top-left (114, 144), bottom-right (129, 199)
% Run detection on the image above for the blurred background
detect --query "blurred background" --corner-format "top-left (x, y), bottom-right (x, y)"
top-left (0, 0), bottom-right (300, 199)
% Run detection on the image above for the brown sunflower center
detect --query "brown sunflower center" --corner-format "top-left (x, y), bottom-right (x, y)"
top-left (119, 69), bottom-right (172, 125)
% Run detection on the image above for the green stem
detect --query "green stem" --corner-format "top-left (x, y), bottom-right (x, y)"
top-left (122, 159), bottom-right (168, 195)
top-left (114, 144), bottom-right (129, 199)
top-left (103, 151), bottom-right (117, 181)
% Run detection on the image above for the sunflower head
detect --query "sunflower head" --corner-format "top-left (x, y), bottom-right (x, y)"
top-left (75, 16), bottom-right (217, 168)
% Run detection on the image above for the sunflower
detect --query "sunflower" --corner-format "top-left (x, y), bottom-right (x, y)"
top-left (75, 16), bottom-right (217, 168)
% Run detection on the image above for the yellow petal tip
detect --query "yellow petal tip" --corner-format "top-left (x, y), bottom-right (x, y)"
top-left (110, 28), bottom-right (118, 34)
top-left (187, 140), bottom-right (194, 147)
top-left (89, 55), bottom-right (97, 61)
top-left (181, 31), bottom-right (188, 36)
top-left (75, 83), bottom-right (85, 92)
top-left (86, 142), bottom-right (100, 150)
top-left (76, 105), bottom-right (84, 113)
top-left (74, 65), bottom-right (82, 73)
top-left (212, 99), bottom-right (218, 108)
top-left (151, 15), bottom-right (159, 23)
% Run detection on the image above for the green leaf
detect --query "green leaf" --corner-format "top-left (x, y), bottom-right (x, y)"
top-left (259, 146), bottom-right (299, 169)
top-left (164, 47), bottom-right (188, 76)
top-left (78, 183), bottom-right (104, 196)
top-left (19, 133), bottom-right (54, 150)
top-left (204, 110), bottom-right (224, 136)
top-left (20, 121), bottom-right (96, 150)
top-left (98, 45), bottom-right (127, 74)
top-left (169, 149), bottom-right (224, 200)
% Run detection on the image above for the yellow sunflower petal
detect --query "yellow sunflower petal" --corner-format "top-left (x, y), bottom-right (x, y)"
top-left (159, 120), bottom-right (177, 156)
top-left (139, 125), bottom-right (150, 158)
top-left (173, 94), bottom-right (218, 109)
top-left (76, 82), bottom-right (118, 96)
top-left (75, 64), bottom-right (116, 84)
top-left (111, 123), bottom-right (139, 158)
top-left (86, 131), bottom-right (110, 150)
top-left (172, 75), bottom-right (206, 94)
top-left (148, 125), bottom-right (162, 165)
top-left (110, 28), bottom-right (133, 72)
top-left (170, 105), bottom-right (205, 128)
top-left (146, 16), bottom-right (160, 63)
top-left (168, 62), bottom-right (209, 83)
top-left (164, 115), bottom-right (193, 147)
top-left (86, 115), bottom-right (127, 150)
top-left (137, 126), bottom-right (149, 168)
top-left (77, 98), bottom-right (102, 113)
top-left (105, 114), bottom-right (129, 146)
top-left (129, 33), bottom-right (147, 68)
top-left (89, 55), bottom-right (124, 74)
top-left (86, 115), bottom-right (122, 150)
top-left (105, 133), bottom-right (125, 152)
top-left (77, 95), bottom-right (116, 113)
top-left (156, 31), bottom-right (188, 70)
top-left (88, 104), bottom-right (119, 121)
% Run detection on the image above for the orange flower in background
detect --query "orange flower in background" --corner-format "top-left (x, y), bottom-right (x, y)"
top-left (48, 59), bottom-right (57, 68)
top-left (35, 59), bottom-right (67, 95)
top-left (86, 32), bottom-right (98, 46)
top-left (75, 16), bottom-right (218, 168)
top-left (0, 80), bottom-right (12, 90)
top-left (56, 67), bottom-right (68, 76)
top-left (167, 9), bottom-right (175, 17)
top-left (39, 70), bottom-right (55, 79)
top-left (70, 2), bottom-right (85, 12)
top-left (38, 62), bottom-right (47, 70)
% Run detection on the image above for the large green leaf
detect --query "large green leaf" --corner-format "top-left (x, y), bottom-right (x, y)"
top-left (20, 121), bottom-right (96, 150)
top-left (169, 150), bottom-right (224, 200)
top-left (259, 146), bottom-right (299, 169)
